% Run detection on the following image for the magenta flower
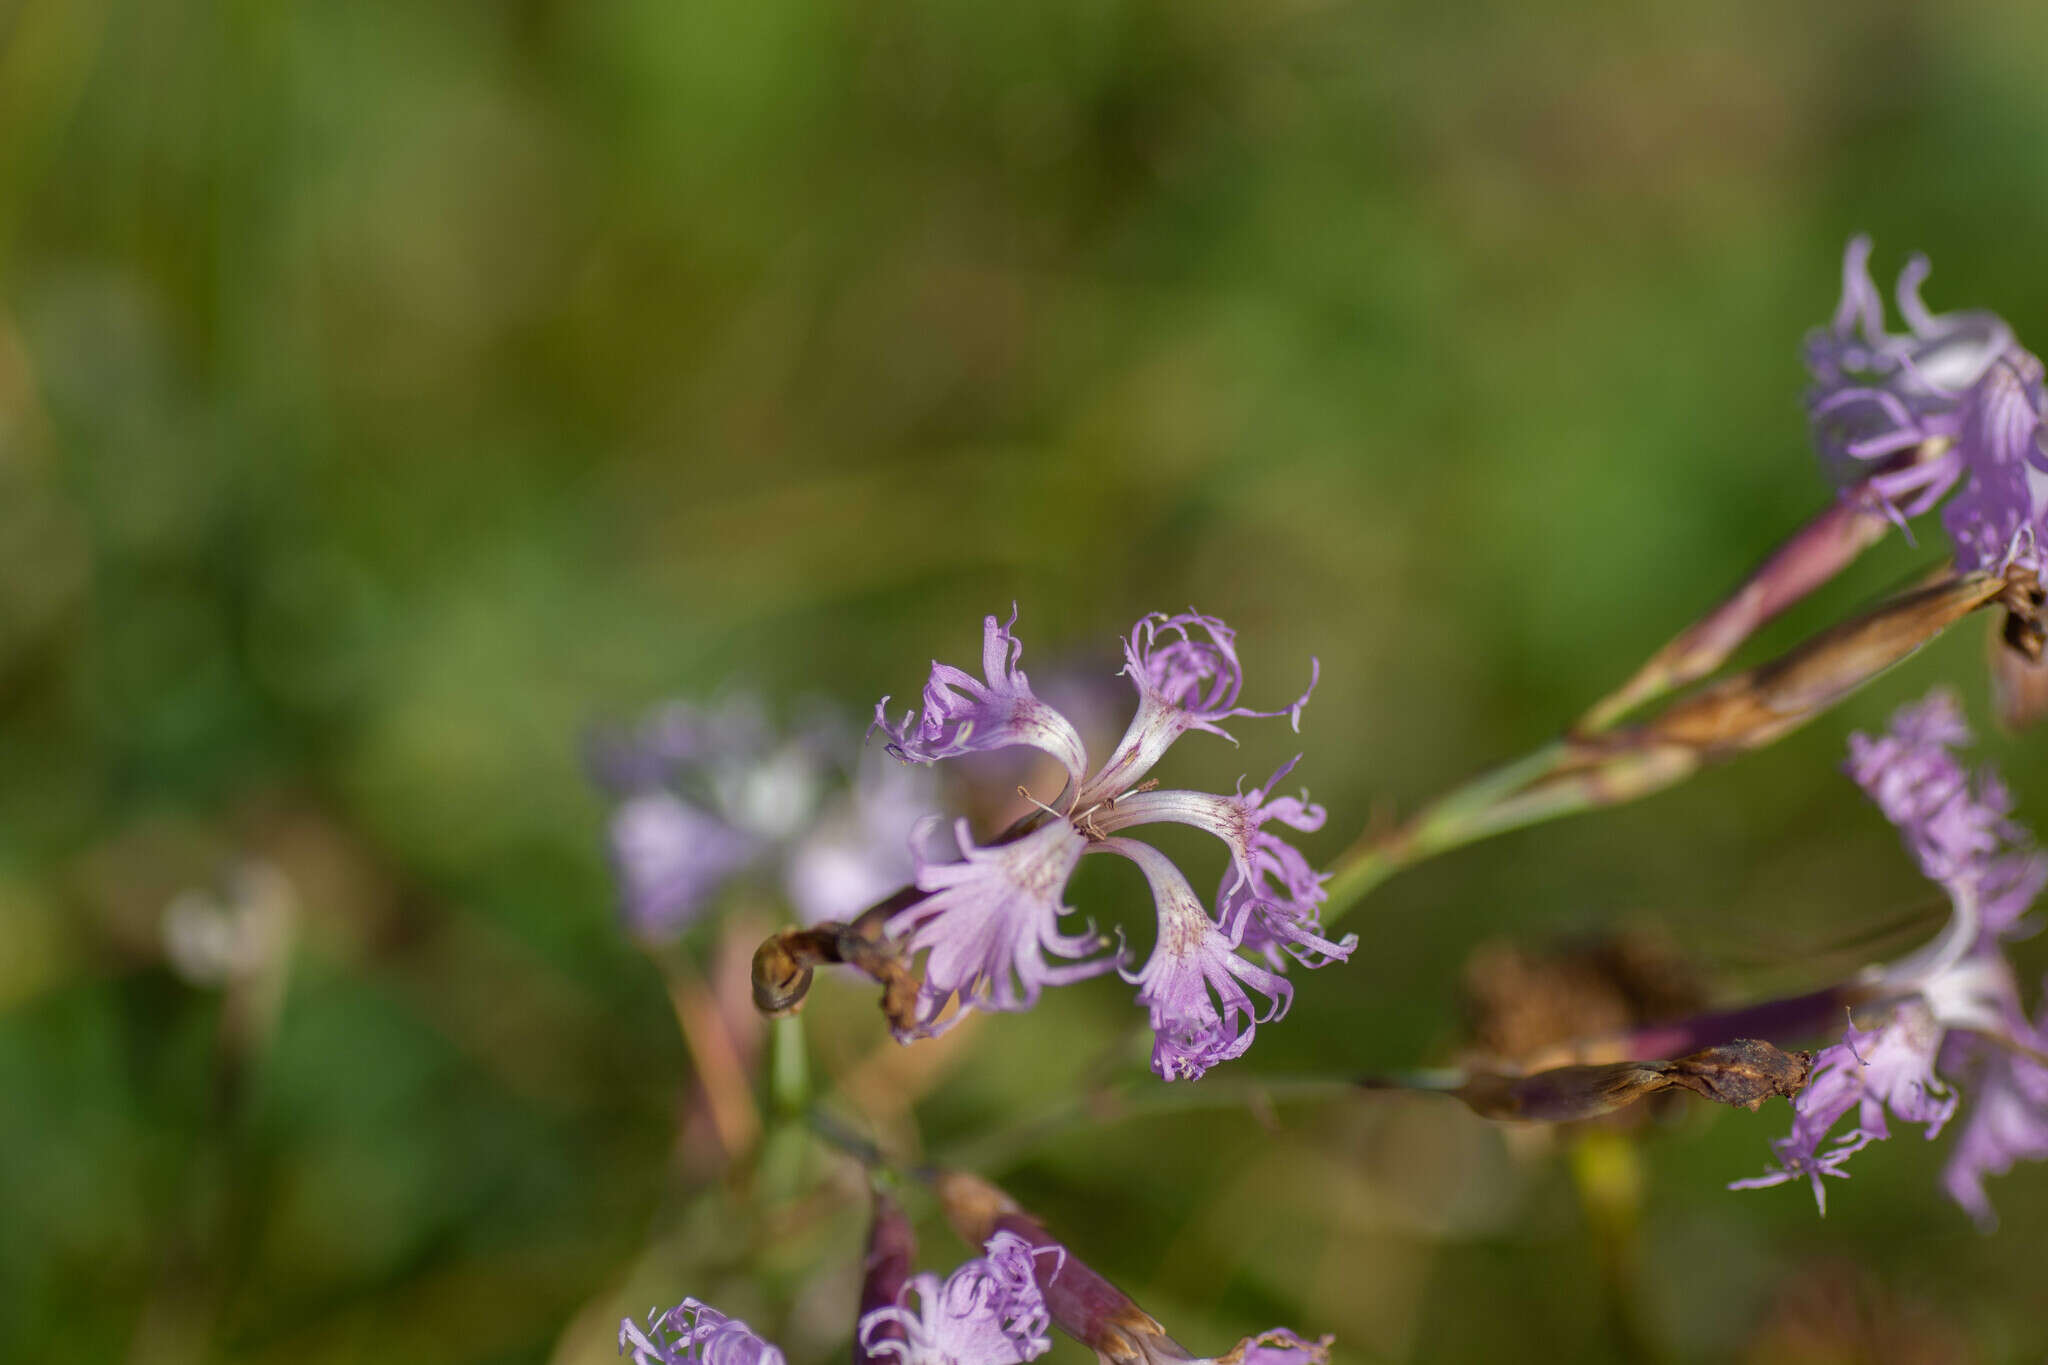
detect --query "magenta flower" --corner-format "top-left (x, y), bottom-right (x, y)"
top-left (620, 1299), bottom-right (787, 1365)
top-left (872, 609), bottom-right (1329, 1077)
top-left (858, 1232), bottom-right (1056, 1365)
top-left (1806, 237), bottom-right (2048, 573)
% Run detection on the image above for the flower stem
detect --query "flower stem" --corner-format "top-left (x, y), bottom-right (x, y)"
top-left (1321, 740), bottom-right (1574, 918)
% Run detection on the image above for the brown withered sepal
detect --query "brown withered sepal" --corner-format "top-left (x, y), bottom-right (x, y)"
top-left (1448, 1039), bottom-right (1812, 1123)
top-left (751, 885), bottom-right (926, 1032)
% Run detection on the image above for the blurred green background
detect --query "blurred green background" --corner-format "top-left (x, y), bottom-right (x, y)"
top-left (8, 0), bottom-right (2048, 1360)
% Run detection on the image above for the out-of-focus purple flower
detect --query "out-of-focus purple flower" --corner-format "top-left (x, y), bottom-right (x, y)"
top-left (1940, 347), bottom-right (2048, 572)
top-left (874, 610), bottom-right (1091, 793)
top-left (858, 1231), bottom-right (1056, 1365)
top-left (1736, 689), bottom-right (2048, 1219)
top-left (590, 696), bottom-right (944, 940)
top-left (1806, 238), bottom-right (2012, 509)
top-left (888, 818), bottom-right (1116, 1038)
top-left (787, 754), bottom-right (948, 926)
top-left (1843, 688), bottom-right (2047, 939)
top-left (1941, 991), bottom-right (2048, 1229)
top-left (1806, 237), bottom-right (2048, 573)
top-left (620, 1298), bottom-right (787, 1365)
top-left (1230, 1330), bottom-right (1339, 1365)
top-left (609, 793), bottom-right (762, 940)
top-left (872, 609), bottom-right (1331, 1076)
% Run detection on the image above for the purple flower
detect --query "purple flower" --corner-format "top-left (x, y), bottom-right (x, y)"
top-left (1730, 1004), bottom-right (1955, 1213)
top-left (1806, 237), bottom-right (2048, 572)
top-left (945, 1188), bottom-right (1335, 1365)
top-left (608, 792), bottom-right (761, 940)
top-left (1089, 756), bottom-right (1353, 972)
top-left (786, 753), bottom-right (947, 926)
top-left (1079, 613), bottom-right (1317, 807)
top-left (1843, 689), bottom-right (2047, 938)
top-left (620, 1299), bottom-right (787, 1365)
top-left (1807, 238), bottom-right (2014, 507)
top-left (590, 697), bottom-right (944, 939)
top-left (1100, 837), bottom-right (1292, 1081)
top-left (872, 609), bottom-right (1331, 1075)
top-left (886, 818), bottom-right (1115, 1038)
top-left (1737, 688), bottom-right (2048, 1220)
top-left (1229, 1330), bottom-right (1338, 1365)
top-left (1941, 1001), bottom-right (2048, 1229)
top-left (873, 610), bottom-right (1091, 794)
top-left (858, 1232), bottom-right (1056, 1365)
top-left (1939, 348), bottom-right (2048, 573)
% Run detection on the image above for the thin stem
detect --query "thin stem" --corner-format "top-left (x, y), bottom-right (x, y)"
top-left (1322, 740), bottom-right (1572, 918)
top-left (939, 1074), bottom-right (1360, 1172)
top-left (771, 1014), bottom-right (811, 1119)
top-left (660, 952), bottom-right (762, 1159)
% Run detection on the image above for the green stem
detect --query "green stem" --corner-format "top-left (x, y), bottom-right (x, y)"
top-left (1322, 739), bottom-right (1573, 921)
top-left (770, 1014), bottom-right (810, 1118)
top-left (939, 1074), bottom-right (1360, 1172)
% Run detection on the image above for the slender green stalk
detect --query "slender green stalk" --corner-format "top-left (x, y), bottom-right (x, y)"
top-left (1322, 740), bottom-right (1572, 919)
top-left (770, 1014), bottom-right (810, 1118)
top-left (939, 1074), bottom-right (1360, 1172)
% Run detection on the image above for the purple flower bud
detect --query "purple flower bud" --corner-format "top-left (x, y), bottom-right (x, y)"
top-left (1099, 837), bottom-right (1292, 1081)
top-left (620, 1299), bottom-right (787, 1365)
top-left (873, 610), bottom-right (1091, 794)
top-left (885, 817), bottom-right (1119, 1037)
top-left (857, 1194), bottom-right (920, 1365)
top-left (857, 1232), bottom-right (1057, 1365)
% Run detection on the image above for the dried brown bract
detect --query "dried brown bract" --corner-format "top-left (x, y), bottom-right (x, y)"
top-left (1445, 1039), bottom-right (1812, 1123)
